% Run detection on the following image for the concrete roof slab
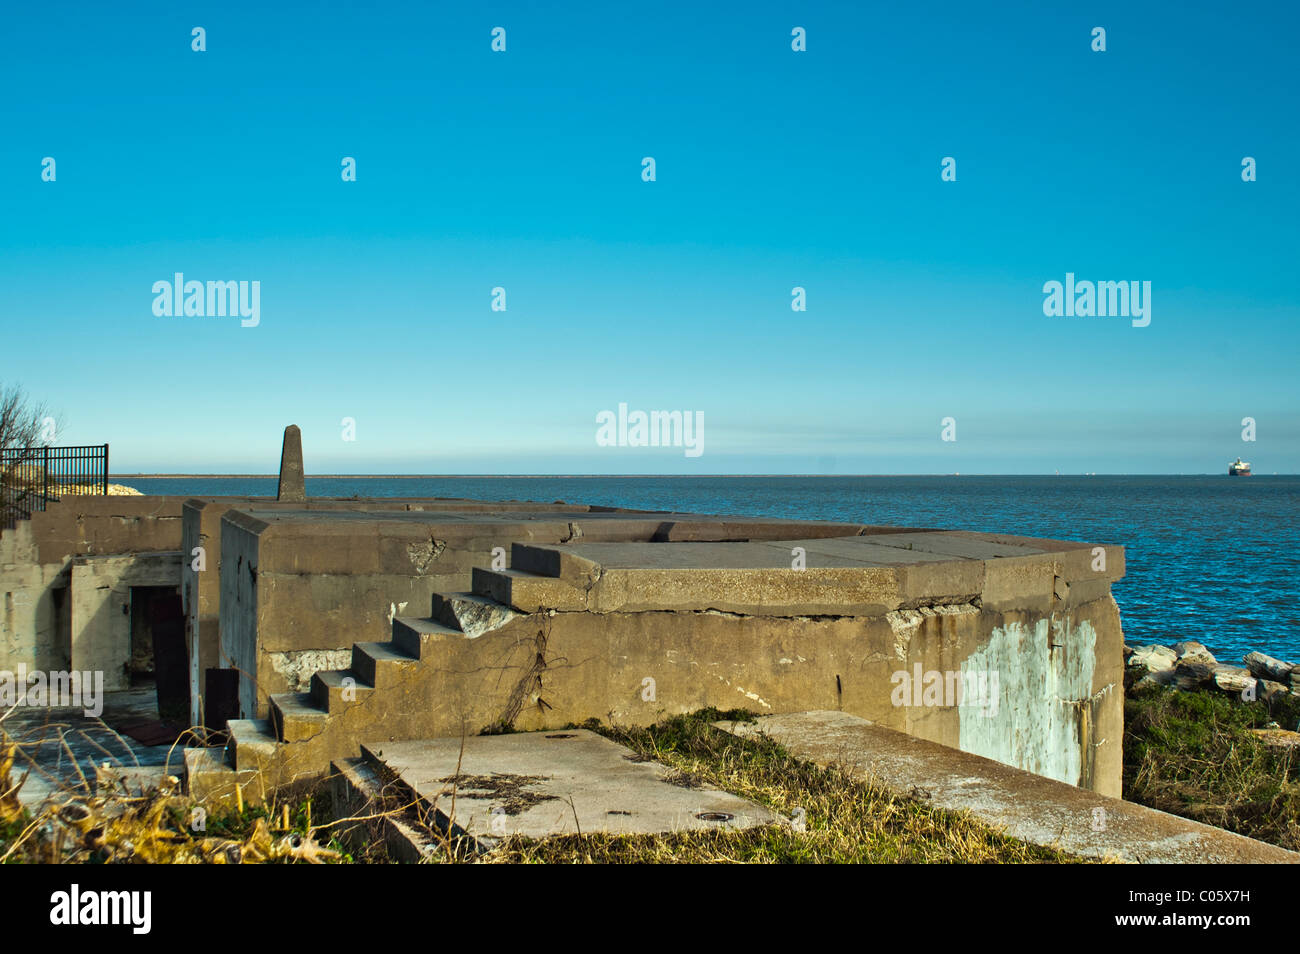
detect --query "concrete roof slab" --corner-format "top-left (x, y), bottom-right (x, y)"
top-left (559, 541), bottom-right (877, 570)
top-left (857, 532), bottom-right (1047, 560)
top-left (757, 537), bottom-right (969, 566)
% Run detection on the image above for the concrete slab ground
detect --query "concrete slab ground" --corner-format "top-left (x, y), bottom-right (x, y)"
top-left (720, 710), bottom-right (1298, 864)
top-left (2, 687), bottom-right (179, 810)
top-left (361, 729), bottom-right (777, 844)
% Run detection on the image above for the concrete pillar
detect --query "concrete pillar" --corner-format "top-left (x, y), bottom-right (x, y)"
top-left (277, 425), bottom-right (306, 502)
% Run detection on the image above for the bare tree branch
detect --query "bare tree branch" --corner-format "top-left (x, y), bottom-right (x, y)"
top-left (0, 383), bottom-right (63, 526)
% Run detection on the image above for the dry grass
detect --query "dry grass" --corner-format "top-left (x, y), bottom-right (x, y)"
top-left (1, 709), bottom-right (1104, 864)
top-left (1124, 684), bottom-right (1300, 851)
top-left (4, 712), bottom-right (1085, 864)
top-left (0, 730), bottom-right (348, 864)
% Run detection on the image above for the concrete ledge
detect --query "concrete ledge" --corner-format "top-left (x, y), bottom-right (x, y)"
top-left (719, 710), bottom-right (1298, 864)
top-left (331, 757), bottom-right (438, 862)
top-left (512, 531), bottom-right (1120, 617)
top-left (185, 747), bottom-right (261, 805)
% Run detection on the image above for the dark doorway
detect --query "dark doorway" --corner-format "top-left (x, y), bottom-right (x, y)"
top-left (129, 586), bottom-right (188, 722)
top-left (205, 669), bottom-right (240, 738)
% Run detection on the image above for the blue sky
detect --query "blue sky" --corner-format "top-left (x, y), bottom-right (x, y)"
top-left (1, 1), bottom-right (1296, 474)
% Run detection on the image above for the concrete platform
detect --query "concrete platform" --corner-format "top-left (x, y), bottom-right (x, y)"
top-left (507, 528), bottom-right (1121, 618)
top-left (719, 710), bottom-right (1299, 864)
top-left (361, 729), bottom-right (777, 843)
top-left (555, 534), bottom-right (1044, 570)
top-left (2, 687), bottom-right (179, 810)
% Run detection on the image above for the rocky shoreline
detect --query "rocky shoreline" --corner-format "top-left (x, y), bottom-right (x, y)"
top-left (1126, 641), bottom-right (1300, 737)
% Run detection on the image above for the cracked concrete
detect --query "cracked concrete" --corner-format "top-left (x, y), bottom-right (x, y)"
top-left (268, 649), bottom-right (352, 693)
top-left (723, 711), bottom-right (1297, 864)
top-left (406, 537), bottom-right (447, 575)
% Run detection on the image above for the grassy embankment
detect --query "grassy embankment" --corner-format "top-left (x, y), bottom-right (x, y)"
top-left (6, 688), bottom-right (1296, 863)
top-left (1123, 683), bottom-right (1300, 851)
top-left (2, 710), bottom-right (1079, 864)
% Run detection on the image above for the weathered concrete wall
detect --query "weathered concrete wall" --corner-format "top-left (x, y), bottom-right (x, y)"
top-left (247, 592), bottom-right (1125, 798)
top-left (1, 496), bottom-right (219, 675)
top-left (7, 495), bottom-right (195, 564)
top-left (956, 606), bottom-right (1123, 798)
top-left (220, 513), bottom-right (263, 720)
top-left (482, 599), bottom-right (1123, 795)
top-left (0, 556), bottom-right (69, 674)
top-left (218, 507), bottom-right (873, 719)
top-left (227, 527), bottom-right (1127, 798)
top-left (2, 519), bottom-right (66, 673)
top-left (185, 496), bottom-right (621, 722)
top-left (70, 552), bottom-right (183, 691)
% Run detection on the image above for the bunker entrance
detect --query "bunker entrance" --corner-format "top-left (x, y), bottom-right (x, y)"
top-left (128, 585), bottom-right (188, 721)
top-left (204, 669), bottom-right (240, 736)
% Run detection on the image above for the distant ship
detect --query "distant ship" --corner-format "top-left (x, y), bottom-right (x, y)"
top-left (1229, 457), bottom-right (1252, 476)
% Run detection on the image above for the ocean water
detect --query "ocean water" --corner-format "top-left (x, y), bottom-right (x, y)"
top-left (126, 475), bottom-right (1300, 665)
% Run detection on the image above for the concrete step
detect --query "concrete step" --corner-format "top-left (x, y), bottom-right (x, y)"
top-left (430, 591), bottom-right (523, 638)
top-left (227, 718), bottom-right (280, 774)
top-left (269, 692), bottom-right (328, 743)
top-left (185, 746), bottom-right (261, 806)
top-left (391, 616), bottom-right (461, 659)
top-left (330, 758), bottom-right (439, 863)
top-left (471, 566), bottom-right (587, 612)
top-left (310, 669), bottom-right (374, 712)
top-left (511, 542), bottom-right (601, 585)
top-left (352, 640), bottom-right (418, 688)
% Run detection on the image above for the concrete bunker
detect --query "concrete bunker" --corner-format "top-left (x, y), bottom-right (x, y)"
top-left (68, 550), bottom-right (185, 693)
top-left (0, 430), bottom-right (1132, 813)
top-left (204, 504), bottom-right (1126, 798)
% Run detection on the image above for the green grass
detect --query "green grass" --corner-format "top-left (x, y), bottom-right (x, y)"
top-left (0, 812), bottom-right (32, 862)
top-left (1123, 684), bottom-right (1300, 850)
top-left (479, 710), bottom-right (1082, 864)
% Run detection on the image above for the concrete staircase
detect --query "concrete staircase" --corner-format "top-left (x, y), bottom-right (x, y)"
top-left (188, 549), bottom-right (579, 799)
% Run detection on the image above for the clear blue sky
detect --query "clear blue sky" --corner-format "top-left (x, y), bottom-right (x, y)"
top-left (1, 1), bottom-right (1296, 474)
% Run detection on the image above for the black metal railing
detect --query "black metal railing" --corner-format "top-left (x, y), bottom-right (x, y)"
top-left (0, 443), bottom-right (109, 530)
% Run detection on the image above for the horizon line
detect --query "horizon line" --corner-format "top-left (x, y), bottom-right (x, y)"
top-left (111, 472), bottom-right (1287, 479)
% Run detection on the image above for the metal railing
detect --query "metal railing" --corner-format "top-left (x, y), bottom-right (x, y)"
top-left (0, 443), bottom-right (109, 530)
